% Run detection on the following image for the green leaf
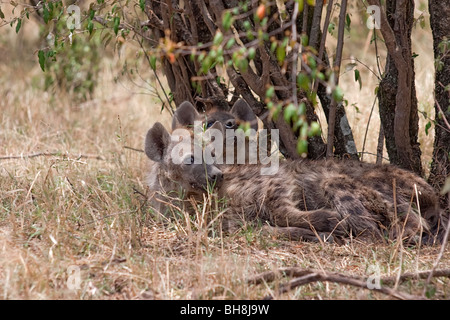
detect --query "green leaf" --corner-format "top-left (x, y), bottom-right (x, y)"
top-left (222, 11), bottom-right (233, 31)
top-left (237, 58), bottom-right (248, 73)
top-left (276, 45), bottom-right (286, 65)
top-left (139, 0), bottom-right (145, 12)
top-left (298, 102), bottom-right (306, 115)
top-left (247, 47), bottom-right (256, 60)
top-left (15, 18), bottom-right (21, 33)
top-left (425, 121), bottom-right (432, 136)
top-left (333, 86), bottom-right (344, 102)
top-left (297, 73), bottom-right (310, 91)
top-left (328, 22), bottom-right (335, 34)
top-left (201, 55), bottom-right (214, 74)
top-left (284, 103), bottom-right (296, 123)
top-left (43, 4), bottom-right (50, 24)
top-left (113, 16), bottom-right (120, 35)
top-left (0, 7), bottom-right (5, 19)
top-left (307, 55), bottom-right (316, 69)
top-left (296, 139), bottom-right (308, 156)
top-left (301, 34), bottom-right (309, 47)
top-left (149, 55), bottom-right (157, 70)
top-left (293, 118), bottom-right (304, 131)
top-left (345, 13), bottom-right (351, 31)
top-left (265, 86), bottom-right (275, 99)
top-left (354, 69), bottom-right (362, 90)
top-left (213, 32), bottom-right (223, 46)
top-left (38, 50), bottom-right (46, 72)
top-left (297, 0), bottom-right (304, 13)
top-left (270, 41), bottom-right (277, 53)
top-left (88, 20), bottom-right (94, 35)
top-left (225, 38), bottom-right (235, 50)
top-left (309, 121), bottom-right (321, 137)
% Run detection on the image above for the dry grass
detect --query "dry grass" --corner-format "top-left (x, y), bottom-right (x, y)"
top-left (0, 4), bottom-right (449, 300)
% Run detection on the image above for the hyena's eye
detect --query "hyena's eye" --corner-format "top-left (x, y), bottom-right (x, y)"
top-left (225, 120), bottom-right (234, 129)
top-left (184, 155), bottom-right (195, 165)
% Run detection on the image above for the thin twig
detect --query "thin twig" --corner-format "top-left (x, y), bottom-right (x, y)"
top-left (77, 210), bottom-right (135, 228)
top-left (434, 84), bottom-right (450, 130)
top-left (360, 94), bottom-right (379, 162)
top-left (124, 146), bottom-right (145, 153)
top-left (0, 152), bottom-right (105, 161)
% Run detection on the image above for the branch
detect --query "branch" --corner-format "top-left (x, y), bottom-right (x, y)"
top-left (264, 270), bottom-right (421, 300)
top-left (248, 267), bottom-right (450, 300)
top-left (123, 146), bottom-right (145, 153)
top-left (326, 0), bottom-right (347, 158)
top-left (366, 0), bottom-right (407, 71)
top-left (435, 83), bottom-right (450, 131)
top-left (313, 0), bottom-right (334, 94)
top-left (0, 152), bottom-right (105, 161)
top-left (308, 0), bottom-right (324, 49)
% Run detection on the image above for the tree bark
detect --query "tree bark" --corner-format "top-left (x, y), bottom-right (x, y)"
top-left (368, 0), bottom-right (422, 174)
top-left (428, 0), bottom-right (450, 207)
top-left (326, 0), bottom-right (348, 159)
top-left (313, 0), bottom-right (358, 160)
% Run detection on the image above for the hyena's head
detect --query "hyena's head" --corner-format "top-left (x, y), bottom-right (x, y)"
top-left (145, 122), bottom-right (223, 197)
top-left (171, 99), bottom-right (259, 132)
top-left (172, 99), bottom-right (260, 165)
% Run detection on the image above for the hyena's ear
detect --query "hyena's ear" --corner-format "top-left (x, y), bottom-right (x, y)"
top-left (172, 101), bottom-right (200, 130)
top-left (145, 122), bottom-right (171, 162)
top-left (230, 99), bottom-right (258, 131)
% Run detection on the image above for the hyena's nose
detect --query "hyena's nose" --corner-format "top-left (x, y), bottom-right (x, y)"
top-left (209, 167), bottom-right (223, 186)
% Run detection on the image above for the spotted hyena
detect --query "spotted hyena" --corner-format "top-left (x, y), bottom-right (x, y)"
top-left (144, 121), bottom-right (223, 216)
top-left (145, 102), bottom-right (446, 243)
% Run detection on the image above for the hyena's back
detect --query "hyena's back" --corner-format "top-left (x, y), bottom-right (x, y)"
top-left (326, 160), bottom-right (444, 236)
top-left (220, 159), bottom-right (441, 242)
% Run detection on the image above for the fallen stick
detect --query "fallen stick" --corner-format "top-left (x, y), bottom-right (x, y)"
top-left (248, 267), bottom-right (450, 300)
top-left (262, 270), bottom-right (422, 300)
top-left (0, 152), bottom-right (105, 161)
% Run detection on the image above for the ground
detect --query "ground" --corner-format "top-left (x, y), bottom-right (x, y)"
top-left (0, 3), bottom-right (448, 300)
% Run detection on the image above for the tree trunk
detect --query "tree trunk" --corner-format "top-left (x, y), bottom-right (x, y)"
top-left (144, 0), bottom-right (229, 111)
top-left (313, 0), bottom-right (358, 160)
top-left (369, 0), bottom-right (422, 175)
top-left (428, 0), bottom-right (450, 208)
